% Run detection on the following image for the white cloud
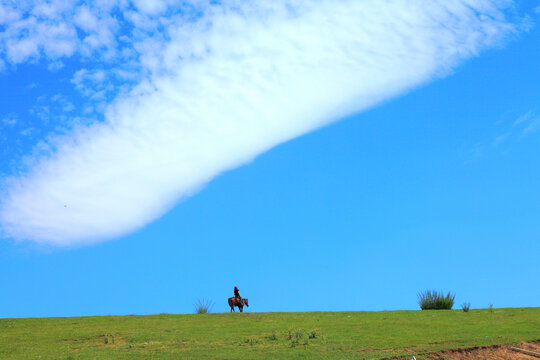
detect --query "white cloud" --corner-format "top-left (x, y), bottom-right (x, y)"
top-left (510, 109), bottom-right (540, 135)
top-left (1, 113), bottom-right (17, 126)
top-left (74, 5), bottom-right (99, 32)
top-left (2, 13), bottom-right (78, 63)
top-left (39, 22), bottom-right (78, 58)
top-left (0, 0), bottom-right (522, 246)
top-left (492, 132), bottom-right (511, 146)
top-left (132, 0), bottom-right (169, 15)
top-left (29, 105), bottom-right (50, 123)
top-left (47, 60), bottom-right (64, 71)
top-left (522, 115), bottom-right (540, 135)
top-left (6, 35), bottom-right (40, 63)
top-left (0, 4), bottom-right (20, 23)
top-left (63, 102), bottom-right (75, 112)
top-left (0, 1), bottom-right (120, 65)
top-left (51, 94), bottom-right (75, 112)
top-left (74, 5), bottom-right (119, 58)
top-left (74, 68), bottom-right (107, 84)
top-left (71, 68), bottom-right (108, 95)
top-left (31, 0), bottom-right (73, 19)
top-left (513, 109), bottom-right (534, 126)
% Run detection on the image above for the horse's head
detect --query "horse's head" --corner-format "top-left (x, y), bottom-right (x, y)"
top-left (243, 298), bottom-right (249, 307)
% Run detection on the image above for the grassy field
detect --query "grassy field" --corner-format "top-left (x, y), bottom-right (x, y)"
top-left (1, 307), bottom-right (539, 359)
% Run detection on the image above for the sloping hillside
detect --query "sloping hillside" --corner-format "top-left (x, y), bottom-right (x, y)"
top-left (1, 307), bottom-right (539, 359)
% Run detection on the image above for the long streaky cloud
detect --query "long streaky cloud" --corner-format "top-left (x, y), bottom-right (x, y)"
top-left (0, 0), bottom-right (519, 246)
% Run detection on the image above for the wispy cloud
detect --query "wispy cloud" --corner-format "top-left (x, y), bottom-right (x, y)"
top-left (522, 114), bottom-right (540, 135)
top-left (513, 109), bottom-right (534, 127)
top-left (0, 0), bottom-right (523, 246)
top-left (492, 132), bottom-right (511, 146)
top-left (47, 60), bottom-right (64, 71)
top-left (484, 108), bottom-right (540, 154)
top-left (509, 109), bottom-right (540, 136)
top-left (1, 113), bottom-right (17, 126)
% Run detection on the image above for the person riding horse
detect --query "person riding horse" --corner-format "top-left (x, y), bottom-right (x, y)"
top-left (234, 286), bottom-right (242, 300)
top-left (228, 285), bottom-right (249, 312)
top-left (228, 295), bottom-right (249, 312)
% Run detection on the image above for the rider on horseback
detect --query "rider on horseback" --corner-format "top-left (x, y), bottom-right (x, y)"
top-left (229, 287), bottom-right (248, 312)
top-left (234, 286), bottom-right (242, 300)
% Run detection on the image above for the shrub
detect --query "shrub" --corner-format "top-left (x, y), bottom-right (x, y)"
top-left (103, 334), bottom-right (115, 344)
top-left (418, 290), bottom-right (455, 310)
top-left (267, 327), bottom-right (278, 341)
top-left (461, 302), bottom-right (471, 312)
top-left (288, 328), bottom-right (308, 347)
top-left (244, 337), bottom-right (259, 346)
top-left (194, 299), bottom-right (214, 314)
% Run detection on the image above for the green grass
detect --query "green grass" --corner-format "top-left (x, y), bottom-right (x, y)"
top-left (0, 307), bottom-right (539, 359)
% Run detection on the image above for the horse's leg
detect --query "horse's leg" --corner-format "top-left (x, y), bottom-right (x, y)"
top-left (239, 306), bottom-right (243, 313)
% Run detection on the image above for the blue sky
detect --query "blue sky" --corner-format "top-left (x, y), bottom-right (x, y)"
top-left (0, 1), bottom-right (539, 317)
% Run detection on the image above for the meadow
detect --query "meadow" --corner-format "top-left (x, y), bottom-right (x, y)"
top-left (1, 307), bottom-right (539, 359)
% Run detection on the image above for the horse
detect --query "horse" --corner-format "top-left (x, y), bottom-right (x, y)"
top-left (228, 297), bottom-right (249, 312)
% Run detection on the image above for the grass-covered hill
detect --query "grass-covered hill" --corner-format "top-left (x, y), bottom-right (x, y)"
top-left (1, 307), bottom-right (539, 359)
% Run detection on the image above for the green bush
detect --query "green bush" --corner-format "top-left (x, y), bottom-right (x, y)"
top-left (244, 337), bottom-right (259, 346)
top-left (194, 299), bottom-right (214, 314)
top-left (461, 302), bottom-right (471, 312)
top-left (417, 290), bottom-right (455, 310)
top-left (268, 327), bottom-right (278, 340)
top-left (288, 328), bottom-right (308, 347)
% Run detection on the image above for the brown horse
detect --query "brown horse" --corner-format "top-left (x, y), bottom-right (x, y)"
top-left (228, 297), bottom-right (249, 312)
